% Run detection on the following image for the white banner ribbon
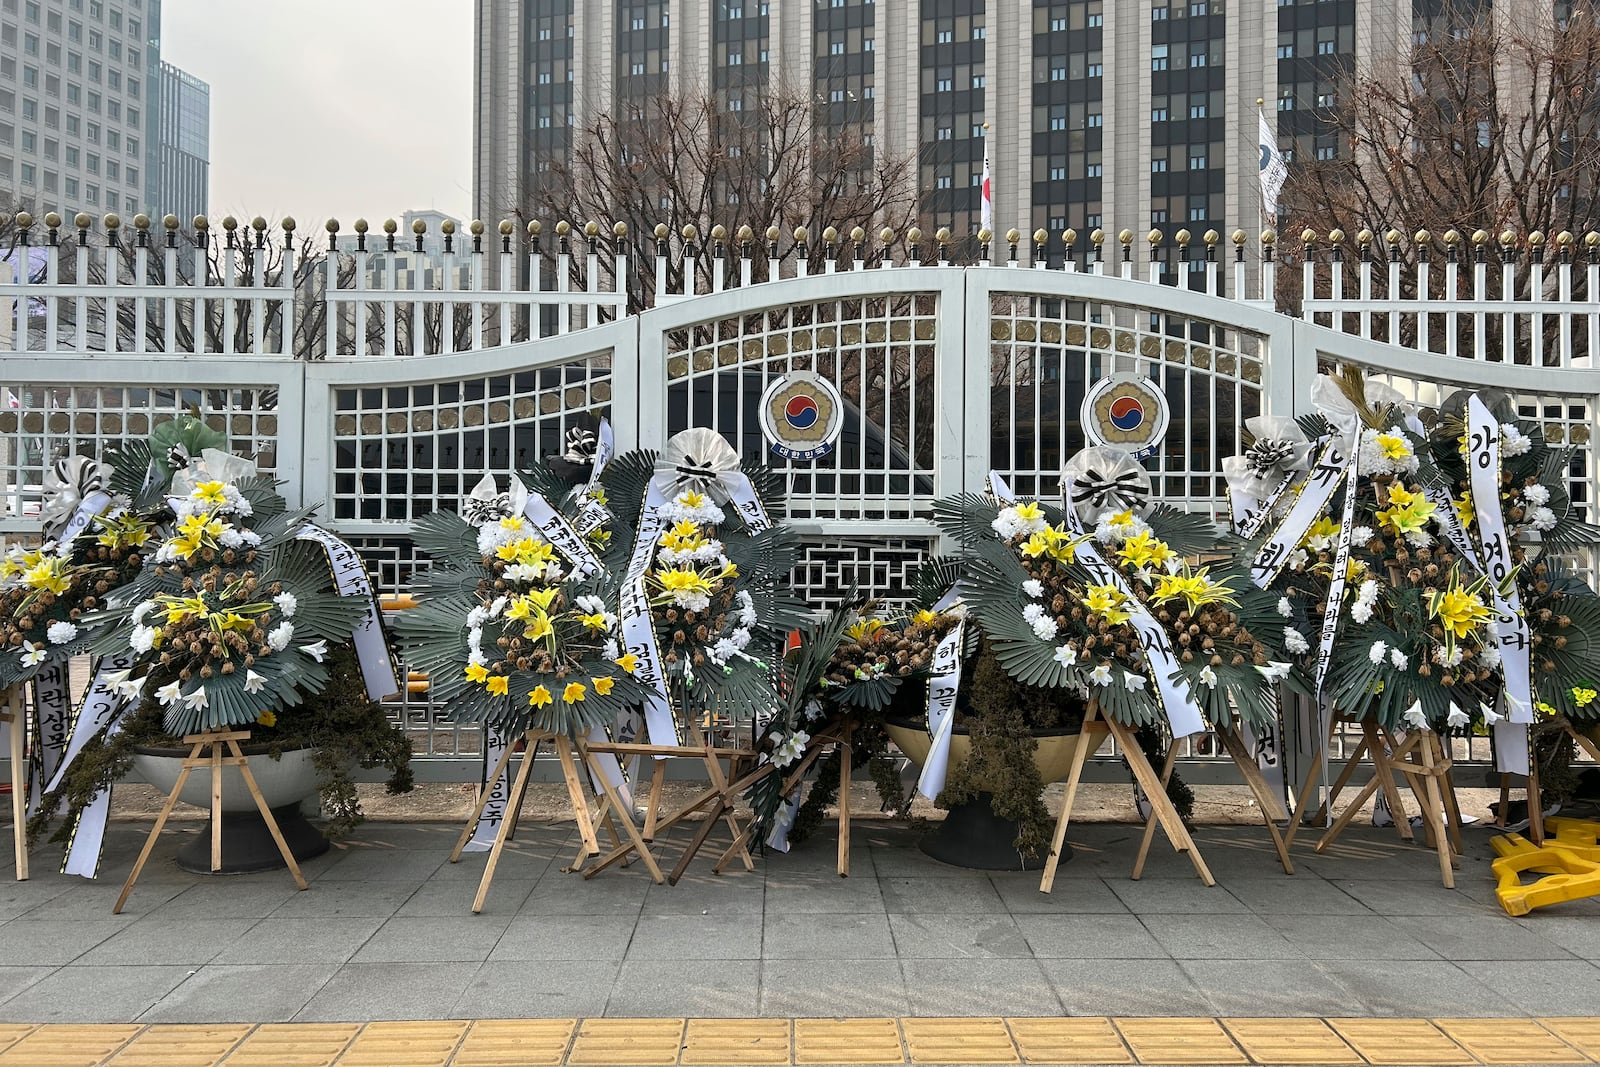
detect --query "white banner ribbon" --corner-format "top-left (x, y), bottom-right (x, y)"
top-left (1062, 480), bottom-right (1206, 738)
top-left (1248, 440), bottom-right (1350, 589)
top-left (27, 661), bottom-right (72, 817)
top-left (1465, 397), bottom-right (1534, 773)
top-left (296, 525), bottom-right (399, 701)
top-left (916, 618), bottom-right (968, 801)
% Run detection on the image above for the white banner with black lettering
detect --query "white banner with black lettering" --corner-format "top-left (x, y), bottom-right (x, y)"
top-left (296, 525), bottom-right (399, 701)
top-left (1465, 397), bottom-right (1534, 774)
top-left (1062, 481), bottom-right (1206, 738)
top-left (27, 661), bottom-right (72, 817)
top-left (1248, 440), bottom-right (1350, 589)
top-left (915, 618), bottom-right (968, 801)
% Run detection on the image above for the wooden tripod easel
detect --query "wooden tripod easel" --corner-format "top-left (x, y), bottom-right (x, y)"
top-left (1040, 700), bottom-right (1216, 892)
top-left (575, 720), bottom-right (769, 885)
top-left (448, 728), bottom-right (615, 913)
top-left (2, 685), bottom-right (29, 881)
top-left (114, 729), bottom-right (308, 914)
top-left (711, 718), bottom-right (856, 878)
top-left (1308, 722), bottom-right (1461, 888)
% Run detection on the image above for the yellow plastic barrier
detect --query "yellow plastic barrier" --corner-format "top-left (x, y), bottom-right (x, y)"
top-left (379, 596), bottom-right (431, 693)
top-left (1490, 832), bottom-right (1600, 916)
top-left (1542, 816), bottom-right (1600, 863)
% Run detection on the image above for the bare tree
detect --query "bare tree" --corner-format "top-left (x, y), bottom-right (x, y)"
top-left (527, 84), bottom-right (921, 311)
top-left (1279, 0), bottom-right (1600, 353)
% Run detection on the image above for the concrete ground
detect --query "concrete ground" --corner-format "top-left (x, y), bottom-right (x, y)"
top-left (0, 811), bottom-right (1597, 1065)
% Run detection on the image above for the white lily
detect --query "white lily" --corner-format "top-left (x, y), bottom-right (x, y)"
top-left (1198, 665), bottom-right (1218, 688)
top-left (1400, 700), bottom-right (1430, 731)
top-left (1089, 664), bottom-right (1113, 686)
top-left (243, 669), bottom-right (267, 694)
top-left (156, 680), bottom-right (183, 705)
top-left (300, 640), bottom-right (329, 663)
top-left (19, 641), bottom-right (46, 667)
top-left (183, 688), bottom-right (208, 711)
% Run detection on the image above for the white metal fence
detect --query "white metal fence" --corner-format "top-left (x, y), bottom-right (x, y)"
top-left (4, 214), bottom-right (1598, 781)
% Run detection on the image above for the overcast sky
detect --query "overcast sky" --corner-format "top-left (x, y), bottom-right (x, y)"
top-left (160, 0), bottom-right (473, 227)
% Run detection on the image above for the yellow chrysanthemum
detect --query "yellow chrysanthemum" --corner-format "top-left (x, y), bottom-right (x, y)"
top-left (615, 653), bottom-right (640, 673)
top-left (256, 709), bottom-right (277, 728)
top-left (1118, 529), bottom-right (1177, 571)
top-left (846, 619), bottom-right (885, 641)
top-left (464, 663), bottom-right (489, 684)
top-left (1375, 433), bottom-right (1411, 461)
top-left (593, 677), bottom-right (615, 696)
top-left (192, 480), bottom-right (229, 506)
top-left (562, 682), bottom-right (587, 704)
top-left (1082, 584), bottom-right (1132, 626)
top-left (485, 675), bottom-right (510, 696)
top-left (1572, 686), bottom-right (1597, 708)
top-left (528, 685), bottom-right (553, 707)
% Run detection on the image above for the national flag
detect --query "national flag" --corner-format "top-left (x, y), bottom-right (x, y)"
top-left (1258, 109), bottom-right (1289, 219)
top-left (979, 134), bottom-right (994, 238)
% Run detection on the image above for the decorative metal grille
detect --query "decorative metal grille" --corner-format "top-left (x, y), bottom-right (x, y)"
top-left (665, 295), bottom-right (941, 520)
top-left (788, 537), bottom-right (939, 608)
top-left (330, 359), bottom-right (613, 522)
top-left (986, 293), bottom-right (1265, 514)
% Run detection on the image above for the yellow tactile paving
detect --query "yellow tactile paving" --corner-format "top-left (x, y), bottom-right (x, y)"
top-left (1433, 1018), bottom-right (1586, 1065)
top-left (681, 1018), bottom-right (791, 1065)
top-left (337, 1021), bottom-right (471, 1067)
top-left (1112, 1018), bottom-right (1247, 1065)
top-left (1008, 1017), bottom-right (1133, 1065)
top-left (5, 1015), bottom-right (1600, 1064)
top-left (0, 1026), bottom-right (33, 1055)
top-left (1221, 1018), bottom-right (1362, 1065)
top-left (902, 1017), bottom-right (1019, 1064)
top-left (453, 1019), bottom-right (577, 1066)
top-left (103, 1024), bottom-right (251, 1067)
top-left (794, 1018), bottom-right (905, 1065)
top-left (1542, 1018), bottom-right (1600, 1062)
top-left (567, 1018), bottom-right (686, 1066)
top-left (219, 1022), bottom-right (361, 1066)
top-left (1329, 1019), bottom-right (1476, 1065)
top-left (0, 1023), bottom-right (141, 1067)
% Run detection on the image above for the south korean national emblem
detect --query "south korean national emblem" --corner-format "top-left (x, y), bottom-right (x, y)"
top-left (1082, 373), bottom-right (1170, 458)
top-left (759, 369), bottom-right (844, 461)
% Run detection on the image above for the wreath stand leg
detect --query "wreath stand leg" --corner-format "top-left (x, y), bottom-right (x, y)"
top-left (1284, 711), bottom-right (1345, 850)
top-left (1040, 700), bottom-right (1215, 893)
top-left (710, 720), bottom-right (848, 876)
top-left (836, 719), bottom-right (853, 878)
top-left (2, 685), bottom-right (28, 881)
top-left (1315, 726), bottom-right (1458, 888)
top-left (470, 729), bottom-right (595, 912)
top-left (1214, 725), bottom-right (1295, 875)
top-left (572, 736), bottom-right (663, 884)
top-left (114, 729), bottom-right (308, 915)
top-left (1131, 740), bottom-right (1182, 880)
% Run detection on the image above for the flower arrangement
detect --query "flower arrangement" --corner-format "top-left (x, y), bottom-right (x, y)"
top-left (940, 478), bottom-right (1302, 732)
top-left (398, 472), bottom-right (653, 739)
top-left (84, 448), bottom-right (374, 736)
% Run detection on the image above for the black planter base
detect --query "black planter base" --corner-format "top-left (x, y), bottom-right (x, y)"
top-left (918, 792), bottom-right (1071, 871)
top-left (173, 804), bottom-right (330, 875)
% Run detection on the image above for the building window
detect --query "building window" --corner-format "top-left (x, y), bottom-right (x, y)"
top-left (1088, 12), bottom-right (1103, 26)
top-left (1278, 93), bottom-right (1294, 110)
top-left (1318, 39), bottom-right (1335, 54)
top-left (863, 37), bottom-right (874, 50)
top-left (1189, 101), bottom-right (1207, 118)
top-left (1152, 5), bottom-right (1168, 18)
top-left (1049, 114), bottom-right (1067, 130)
top-left (1316, 145), bottom-right (1335, 159)
top-left (1050, 16), bottom-right (1066, 30)
top-left (1189, 206), bottom-right (1207, 221)
top-left (1087, 113), bottom-right (1102, 127)
top-left (1152, 158), bottom-right (1168, 172)
top-left (971, 74), bottom-right (985, 87)
top-left (1189, 49), bottom-right (1206, 66)
top-left (1088, 63), bottom-right (1102, 76)
top-left (972, 24), bottom-right (985, 38)
top-left (1051, 65), bottom-right (1066, 80)
top-left (1189, 151), bottom-right (1207, 168)
top-left (936, 126), bottom-right (952, 139)
top-left (936, 77), bottom-right (952, 91)
top-left (936, 29), bottom-right (952, 43)
top-left (1049, 165), bottom-right (1066, 180)
top-left (1277, 43), bottom-right (1293, 58)
top-left (935, 175), bottom-right (951, 189)
top-left (828, 40), bottom-right (844, 54)
top-left (1151, 45), bottom-right (1168, 71)
top-left (1087, 162), bottom-right (1103, 177)
top-left (1151, 106), bottom-right (1168, 122)
top-left (1153, 209), bottom-right (1168, 223)
top-left (1317, 92), bottom-right (1335, 107)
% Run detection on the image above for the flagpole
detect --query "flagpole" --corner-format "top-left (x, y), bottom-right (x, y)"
top-left (980, 120), bottom-right (993, 253)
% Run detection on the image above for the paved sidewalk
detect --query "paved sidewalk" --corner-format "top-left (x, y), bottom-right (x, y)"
top-left (0, 815), bottom-right (1596, 1064)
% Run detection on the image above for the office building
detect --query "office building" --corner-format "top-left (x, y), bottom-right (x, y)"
top-left (0, 0), bottom-right (162, 219)
top-left (155, 58), bottom-right (205, 224)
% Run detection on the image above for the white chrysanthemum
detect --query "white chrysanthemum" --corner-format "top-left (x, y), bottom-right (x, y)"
top-left (488, 596), bottom-right (508, 617)
top-left (1390, 648), bottom-right (1409, 670)
top-left (1523, 484), bottom-right (1551, 506)
top-left (1283, 628), bottom-right (1310, 655)
top-left (1350, 526), bottom-right (1374, 545)
top-left (709, 637), bottom-right (739, 665)
top-left (1529, 506), bottom-right (1557, 532)
top-left (1369, 640), bottom-right (1388, 665)
top-left (466, 606), bottom-right (488, 627)
top-left (1022, 579), bottom-right (1044, 598)
top-left (735, 591), bottom-right (758, 627)
top-left (576, 594), bottom-right (607, 615)
top-left (1277, 597), bottom-right (1293, 618)
top-left (603, 639), bottom-right (620, 660)
top-left (1094, 510), bottom-right (1150, 545)
top-left (1053, 644), bottom-right (1077, 668)
top-left (267, 621), bottom-right (295, 652)
top-left (131, 600), bottom-right (158, 625)
top-left (217, 525), bottom-right (245, 549)
top-left (1021, 603), bottom-right (1047, 624)
top-left (130, 625), bottom-right (157, 653)
top-left (1480, 645), bottom-right (1502, 669)
top-left (273, 592), bottom-right (297, 618)
top-left (46, 621), bottom-right (78, 644)
top-left (671, 591), bottom-right (712, 613)
top-left (1030, 615), bottom-right (1058, 640)
top-left (1198, 664), bottom-right (1218, 687)
top-left (1500, 424), bottom-right (1533, 456)
top-left (992, 504), bottom-right (1049, 541)
top-left (1089, 664), bottom-right (1113, 686)
top-left (1404, 528), bottom-right (1435, 548)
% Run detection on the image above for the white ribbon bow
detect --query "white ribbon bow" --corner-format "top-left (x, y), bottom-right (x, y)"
top-left (657, 427), bottom-right (743, 501)
top-left (168, 448), bottom-right (259, 499)
top-left (1221, 416), bottom-right (1313, 503)
top-left (1310, 374), bottom-right (1421, 442)
top-left (1062, 447), bottom-right (1153, 524)
top-left (462, 472), bottom-right (529, 527)
top-left (40, 455), bottom-right (112, 540)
